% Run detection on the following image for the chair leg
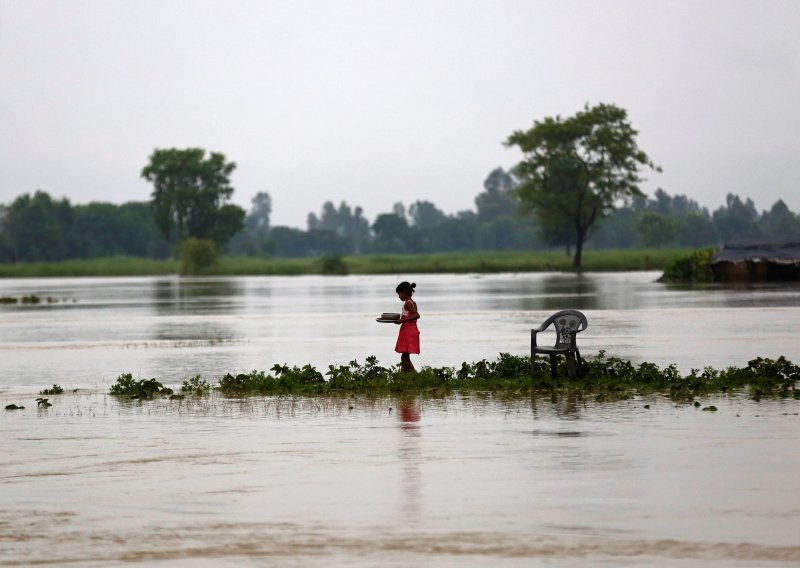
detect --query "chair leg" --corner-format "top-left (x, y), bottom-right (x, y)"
top-left (549, 354), bottom-right (557, 379)
top-left (565, 351), bottom-right (576, 378)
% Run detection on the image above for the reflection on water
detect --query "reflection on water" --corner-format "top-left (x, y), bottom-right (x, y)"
top-left (152, 277), bottom-right (246, 315)
top-left (397, 399), bottom-right (422, 522)
top-left (0, 393), bottom-right (798, 566)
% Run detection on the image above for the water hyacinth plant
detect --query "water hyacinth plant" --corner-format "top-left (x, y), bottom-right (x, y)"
top-left (109, 373), bottom-right (172, 399)
top-left (109, 353), bottom-right (800, 402)
top-left (181, 374), bottom-right (213, 395)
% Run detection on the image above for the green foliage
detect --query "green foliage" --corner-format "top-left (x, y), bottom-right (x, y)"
top-left (109, 373), bottom-right (171, 398)
top-left (141, 147), bottom-right (245, 246)
top-left (320, 253), bottom-right (349, 275)
top-left (1, 191), bottom-right (72, 261)
top-left (0, 256), bottom-right (178, 277)
top-left (130, 352), bottom-right (800, 401)
top-left (0, 249), bottom-right (695, 277)
top-left (718, 356), bottom-right (800, 401)
top-left (0, 191), bottom-right (169, 263)
top-left (218, 365), bottom-right (326, 395)
top-left (636, 212), bottom-right (679, 248)
top-left (659, 248), bottom-right (714, 282)
top-left (506, 103), bottom-right (660, 269)
top-left (181, 374), bottom-right (212, 395)
top-left (712, 194), bottom-right (760, 241)
top-left (39, 384), bottom-right (64, 395)
top-left (178, 238), bottom-right (218, 275)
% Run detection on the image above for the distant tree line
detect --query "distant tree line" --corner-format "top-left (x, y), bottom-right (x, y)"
top-left (2, 176), bottom-right (798, 263)
top-left (2, 112), bottom-right (799, 265)
top-left (0, 191), bottom-right (170, 262)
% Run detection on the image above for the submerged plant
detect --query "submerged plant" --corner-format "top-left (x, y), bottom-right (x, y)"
top-left (109, 373), bottom-right (172, 399)
top-left (39, 384), bottom-right (64, 395)
top-left (181, 374), bottom-right (212, 395)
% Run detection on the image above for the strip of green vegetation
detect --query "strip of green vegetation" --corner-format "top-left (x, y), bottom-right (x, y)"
top-left (110, 353), bottom-right (800, 402)
top-left (0, 256), bottom-right (179, 278)
top-left (0, 249), bottom-right (694, 278)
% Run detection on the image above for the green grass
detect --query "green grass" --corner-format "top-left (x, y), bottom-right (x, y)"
top-left (110, 352), bottom-right (800, 402)
top-left (0, 248), bottom-right (695, 278)
top-left (0, 256), bottom-right (179, 277)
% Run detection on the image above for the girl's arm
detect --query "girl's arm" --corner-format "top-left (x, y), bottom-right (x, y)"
top-left (398, 300), bottom-right (420, 323)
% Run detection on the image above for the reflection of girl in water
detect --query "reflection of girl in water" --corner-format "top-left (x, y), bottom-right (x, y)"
top-left (397, 398), bottom-right (421, 520)
top-left (394, 281), bottom-right (420, 373)
top-left (398, 398), bottom-right (421, 425)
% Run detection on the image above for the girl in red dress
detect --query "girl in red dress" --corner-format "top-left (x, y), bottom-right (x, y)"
top-left (394, 281), bottom-right (420, 373)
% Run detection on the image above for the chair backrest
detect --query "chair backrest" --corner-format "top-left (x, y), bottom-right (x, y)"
top-left (541, 310), bottom-right (588, 347)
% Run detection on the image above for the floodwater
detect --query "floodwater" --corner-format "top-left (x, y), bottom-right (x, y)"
top-left (1, 272), bottom-right (799, 566)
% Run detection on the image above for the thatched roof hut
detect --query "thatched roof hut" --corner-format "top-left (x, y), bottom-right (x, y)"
top-left (711, 236), bottom-right (800, 281)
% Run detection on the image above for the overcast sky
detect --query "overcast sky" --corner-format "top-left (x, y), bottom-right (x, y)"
top-left (1, 0), bottom-right (798, 228)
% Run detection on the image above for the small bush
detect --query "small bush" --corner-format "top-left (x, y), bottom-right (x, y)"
top-left (659, 248), bottom-right (714, 282)
top-left (39, 384), bottom-right (64, 395)
top-left (109, 373), bottom-right (172, 398)
top-left (181, 374), bottom-right (212, 395)
top-left (178, 238), bottom-right (218, 275)
top-left (320, 253), bottom-right (349, 275)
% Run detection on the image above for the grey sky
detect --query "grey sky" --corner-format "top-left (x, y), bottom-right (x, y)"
top-left (1, 0), bottom-right (798, 228)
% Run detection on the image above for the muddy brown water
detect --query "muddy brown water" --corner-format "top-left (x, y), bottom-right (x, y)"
top-left (1, 273), bottom-right (799, 566)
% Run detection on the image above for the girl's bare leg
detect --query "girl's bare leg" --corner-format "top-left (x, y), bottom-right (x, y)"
top-left (400, 353), bottom-right (415, 373)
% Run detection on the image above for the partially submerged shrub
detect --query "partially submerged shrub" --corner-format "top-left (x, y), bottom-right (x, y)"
top-left (218, 364), bottom-right (326, 395)
top-left (109, 373), bottom-right (172, 398)
top-left (181, 374), bottom-right (212, 395)
top-left (39, 384), bottom-right (64, 395)
top-left (178, 238), bottom-right (218, 275)
top-left (658, 248), bottom-right (714, 282)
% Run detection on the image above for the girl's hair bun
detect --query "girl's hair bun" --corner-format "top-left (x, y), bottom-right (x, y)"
top-left (395, 281), bottom-right (416, 294)
top-left (411, 282), bottom-right (416, 289)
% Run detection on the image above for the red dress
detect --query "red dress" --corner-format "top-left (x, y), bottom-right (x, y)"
top-left (395, 301), bottom-right (420, 354)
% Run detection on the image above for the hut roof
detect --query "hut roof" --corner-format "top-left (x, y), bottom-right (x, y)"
top-left (711, 236), bottom-right (800, 265)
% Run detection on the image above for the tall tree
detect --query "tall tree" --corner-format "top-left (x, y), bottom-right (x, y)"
top-left (712, 194), bottom-right (760, 241)
top-left (475, 167), bottom-right (518, 222)
top-left (141, 148), bottom-right (245, 247)
top-left (506, 103), bottom-right (660, 269)
top-left (2, 191), bottom-right (73, 261)
top-left (372, 213), bottom-right (409, 252)
top-left (408, 200), bottom-right (446, 229)
top-left (636, 212), bottom-right (679, 248)
top-left (759, 199), bottom-right (800, 237)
